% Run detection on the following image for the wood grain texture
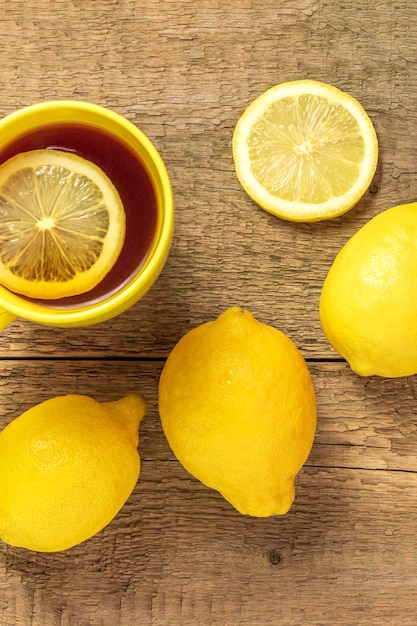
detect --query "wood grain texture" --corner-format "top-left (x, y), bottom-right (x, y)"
top-left (0, 0), bottom-right (417, 624)
top-left (0, 0), bottom-right (415, 358)
top-left (0, 360), bottom-right (417, 625)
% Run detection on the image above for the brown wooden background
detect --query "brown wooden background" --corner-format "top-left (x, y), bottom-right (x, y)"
top-left (1, 1), bottom-right (417, 624)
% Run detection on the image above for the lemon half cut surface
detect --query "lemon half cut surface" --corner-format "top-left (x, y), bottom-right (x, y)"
top-left (232, 80), bottom-right (379, 222)
top-left (0, 149), bottom-right (126, 299)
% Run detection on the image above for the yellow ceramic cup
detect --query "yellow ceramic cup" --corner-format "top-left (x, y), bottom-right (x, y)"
top-left (0, 100), bottom-right (174, 329)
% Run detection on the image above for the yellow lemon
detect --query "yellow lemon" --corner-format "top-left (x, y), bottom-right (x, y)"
top-left (320, 202), bottom-right (417, 377)
top-left (0, 392), bottom-right (146, 551)
top-left (0, 149), bottom-right (125, 299)
top-left (232, 79), bottom-right (378, 222)
top-left (158, 307), bottom-right (316, 517)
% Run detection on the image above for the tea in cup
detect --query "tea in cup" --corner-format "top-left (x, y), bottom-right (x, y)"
top-left (0, 100), bottom-right (174, 328)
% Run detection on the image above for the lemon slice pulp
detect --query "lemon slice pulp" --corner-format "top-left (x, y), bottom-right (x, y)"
top-left (232, 80), bottom-right (378, 222)
top-left (0, 149), bottom-right (125, 299)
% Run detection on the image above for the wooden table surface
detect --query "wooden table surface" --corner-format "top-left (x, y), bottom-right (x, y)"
top-left (0, 1), bottom-right (416, 624)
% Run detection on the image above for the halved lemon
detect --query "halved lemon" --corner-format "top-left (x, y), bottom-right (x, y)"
top-left (0, 149), bottom-right (125, 299)
top-left (232, 80), bottom-right (378, 222)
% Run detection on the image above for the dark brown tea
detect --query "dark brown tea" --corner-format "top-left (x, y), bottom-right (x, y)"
top-left (0, 123), bottom-right (158, 307)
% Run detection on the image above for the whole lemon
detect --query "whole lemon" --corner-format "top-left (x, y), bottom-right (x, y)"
top-left (0, 393), bottom-right (146, 552)
top-left (320, 202), bottom-right (417, 377)
top-left (158, 307), bottom-right (316, 517)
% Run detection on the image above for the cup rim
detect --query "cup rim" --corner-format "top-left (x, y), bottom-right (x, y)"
top-left (0, 100), bottom-right (174, 326)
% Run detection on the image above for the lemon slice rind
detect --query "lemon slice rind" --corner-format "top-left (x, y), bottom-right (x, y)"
top-left (232, 80), bottom-right (379, 222)
top-left (0, 149), bottom-right (125, 299)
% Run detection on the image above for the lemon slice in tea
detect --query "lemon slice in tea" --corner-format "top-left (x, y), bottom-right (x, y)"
top-left (232, 80), bottom-right (378, 222)
top-left (0, 149), bottom-right (125, 299)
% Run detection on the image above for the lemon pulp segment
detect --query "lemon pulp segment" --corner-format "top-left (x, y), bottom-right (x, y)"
top-left (0, 149), bottom-right (126, 299)
top-left (233, 80), bottom-right (378, 221)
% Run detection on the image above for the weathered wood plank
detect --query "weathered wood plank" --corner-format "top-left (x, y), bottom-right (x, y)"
top-left (0, 359), bottom-right (417, 473)
top-left (2, 464), bottom-right (417, 626)
top-left (0, 0), bottom-right (414, 359)
top-left (0, 360), bottom-right (416, 625)
top-left (1, 0), bottom-right (417, 624)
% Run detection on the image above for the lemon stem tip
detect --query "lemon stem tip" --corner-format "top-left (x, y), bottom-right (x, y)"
top-left (102, 392), bottom-right (147, 432)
